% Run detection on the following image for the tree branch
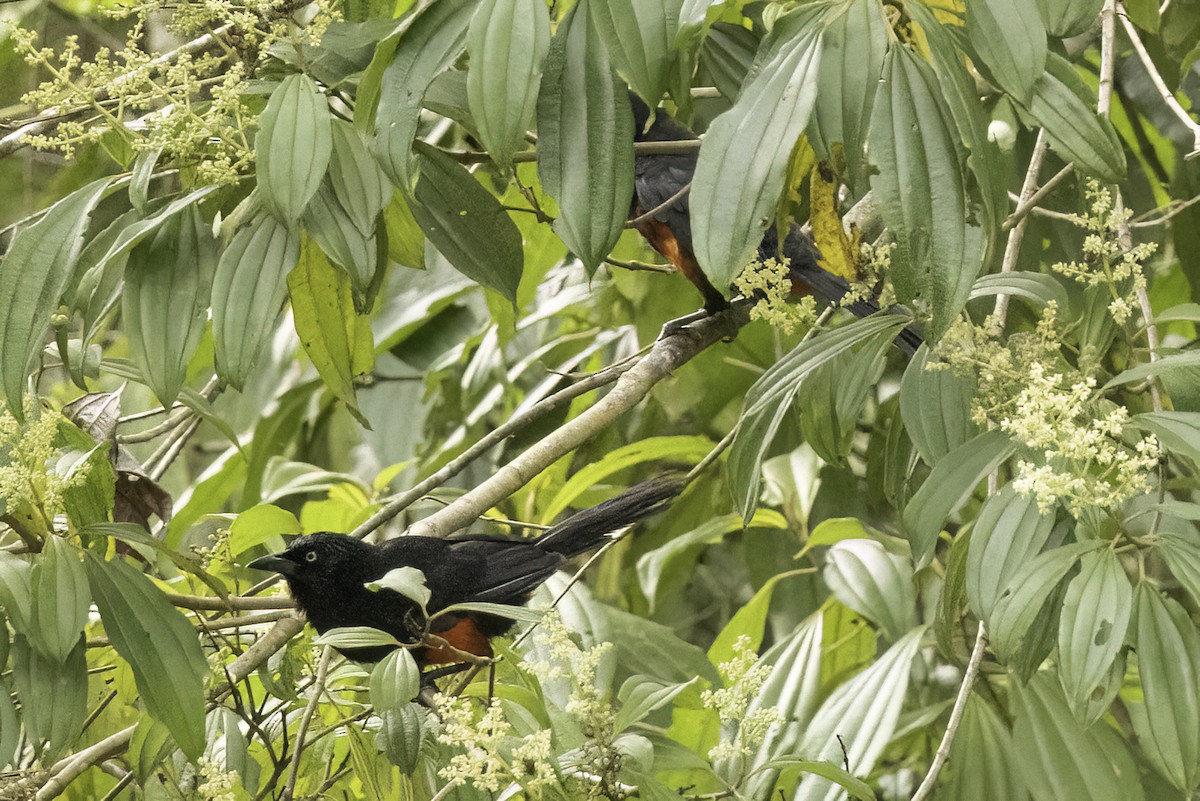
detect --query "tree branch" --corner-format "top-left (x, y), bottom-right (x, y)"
top-left (1118, 12), bottom-right (1200, 159)
top-left (405, 303), bottom-right (751, 539)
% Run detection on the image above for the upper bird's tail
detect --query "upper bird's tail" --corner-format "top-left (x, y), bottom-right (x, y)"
top-left (536, 477), bottom-right (683, 558)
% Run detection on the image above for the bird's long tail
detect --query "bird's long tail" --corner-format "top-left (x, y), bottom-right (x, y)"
top-left (536, 477), bottom-right (683, 558)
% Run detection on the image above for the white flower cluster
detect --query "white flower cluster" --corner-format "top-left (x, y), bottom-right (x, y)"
top-left (733, 258), bottom-right (817, 335)
top-left (195, 757), bottom-right (238, 801)
top-left (1001, 362), bottom-right (1159, 514)
top-left (1050, 181), bottom-right (1156, 325)
top-left (434, 695), bottom-right (557, 793)
top-left (701, 635), bottom-right (781, 764)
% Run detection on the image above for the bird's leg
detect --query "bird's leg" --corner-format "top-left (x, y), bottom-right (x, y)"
top-left (421, 632), bottom-right (495, 667)
top-left (487, 662), bottom-right (496, 705)
top-left (657, 309), bottom-right (712, 340)
top-left (422, 663), bottom-right (473, 684)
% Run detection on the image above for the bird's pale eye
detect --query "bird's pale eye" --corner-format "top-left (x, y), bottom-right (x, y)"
top-left (305, 551), bottom-right (318, 563)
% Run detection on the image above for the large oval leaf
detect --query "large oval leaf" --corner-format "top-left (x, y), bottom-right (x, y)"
top-left (589, 0), bottom-right (682, 105)
top-left (123, 205), bottom-right (217, 405)
top-left (287, 242), bottom-right (374, 426)
top-left (966, 484), bottom-right (1056, 619)
top-left (1023, 53), bottom-right (1126, 182)
top-left (84, 554), bottom-right (207, 760)
top-left (1056, 549), bottom-right (1131, 723)
top-left (410, 145), bottom-right (523, 302)
top-left (1037, 0), bottom-right (1105, 36)
top-left (536, 0), bottom-right (634, 275)
top-left (943, 697), bottom-right (1027, 801)
top-left (729, 315), bottom-right (908, 521)
top-left (690, 9), bottom-right (823, 290)
top-left (823, 539), bottom-right (917, 640)
top-left (807, 0), bottom-right (888, 184)
top-left (328, 119), bottom-right (393, 235)
top-left (0, 178), bottom-right (112, 416)
top-left (967, 0), bottom-right (1047, 104)
top-left (374, 0), bottom-right (476, 189)
top-left (869, 44), bottom-right (982, 338)
top-left (1131, 585), bottom-right (1200, 791)
top-left (1010, 672), bottom-right (1144, 801)
top-left (12, 636), bottom-right (87, 756)
top-left (257, 74), bottom-right (333, 223)
top-left (28, 536), bottom-right (89, 664)
top-left (211, 213), bottom-right (300, 390)
top-left (794, 627), bottom-right (925, 801)
top-left (900, 345), bottom-right (979, 466)
top-left (302, 179), bottom-right (377, 297)
top-left (466, 0), bottom-right (549, 169)
top-left (901, 429), bottom-right (1015, 566)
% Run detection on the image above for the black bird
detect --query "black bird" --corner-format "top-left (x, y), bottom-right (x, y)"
top-left (628, 93), bottom-right (922, 354)
top-left (247, 478), bottom-right (681, 665)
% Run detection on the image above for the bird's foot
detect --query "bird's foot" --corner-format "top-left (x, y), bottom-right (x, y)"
top-left (657, 309), bottom-right (712, 340)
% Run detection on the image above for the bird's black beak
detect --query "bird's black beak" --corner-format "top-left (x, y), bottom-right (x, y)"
top-left (246, 554), bottom-right (298, 577)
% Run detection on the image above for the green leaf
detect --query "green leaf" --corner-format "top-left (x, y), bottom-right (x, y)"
top-left (741, 614), bottom-right (825, 799)
top-left (987, 541), bottom-right (1100, 662)
top-left (0, 177), bottom-right (112, 416)
top-left (382, 192), bottom-right (426, 270)
top-left (328, 119), bottom-right (393, 236)
top-left (793, 627), bottom-right (925, 800)
top-left (690, 8), bottom-right (823, 289)
top-left (869, 45), bottom-right (982, 338)
top-left (410, 145), bottom-right (524, 301)
top-left (1010, 672), bottom-right (1144, 801)
top-left (369, 647), bottom-right (421, 711)
top-left (302, 180), bottom-right (377, 298)
top-left (12, 636), bottom-right (87, 755)
top-left (943, 696), bottom-right (1026, 801)
top-left (93, 187), bottom-right (219, 273)
top-left (1108, 354), bottom-right (1200, 388)
top-left (1023, 53), bottom-right (1126, 182)
top-left (211, 213), bottom-right (300, 390)
top-left (730, 315), bottom-right (909, 521)
top-left (823, 539), bottom-right (917, 640)
top-left (376, 703), bottom-right (425, 772)
top-left (1131, 585), bottom-right (1200, 791)
top-left (123, 205), bottom-right (217, 405)
top-left (28, 537), bottom-right (89, 664)
top-left (228, 504), bottom-right (301, 556)
top-left (0, 554), bottom-right (33, 634)
top-left (900, 345), bottom-right (979, 466)
top-left (614, 675), bottom-right (696, 732)
top-left (374, 0), bottom-right (476, 189)
top-left (542, 435), bottom-right (711, 522)
top-left (84, 554), bottom-right (207, 760)
top-left (967, 0), bottom-right (1047, 103)
top-left (314, 626), bottom-right (403, 650)
top-left (636, 514), bottom-right (752, 610)
top-left (257, 74), bottom-right (333, 223)
top-left (708, 569), bottom-right (803, 667)
top-left (807, 0), bottom-right (888, 183)
top-left (969, 271), bottom-right (1070, 310)
top-left (287, 242), bottom-right (373, 426)
top-left (1056, 549), bottom-right (1131, 723)
top-left (0, 679), bottom-right (19, 768)
top-left (1036, 0), bottom-right (1104, 36)
top-left (966, 484), bottom-right (1056, 619)
top-left (797, 338), bottom-right (890, 465)
top-left (366, 566), bottom-right (432, 609)
top-left (760, 759), bottom-right (877, 801)
top-left (466, 0), bottom-right (549, 168)
top-left (901, 430), bottom-right (1015, 566)
top-left (1160, 532), bottom-right (1200, 607)
top-left (536, 0), bottom-right (635, 275)
top-left (431, 602), bottom-right (542, 628)
top-left (589, 0), bottom-right (682, 105)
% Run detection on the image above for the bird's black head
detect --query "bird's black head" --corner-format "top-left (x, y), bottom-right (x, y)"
top-left (247, 534), bottom-right (378, 607)
top-left (629, 91), bottom-right (653, 138)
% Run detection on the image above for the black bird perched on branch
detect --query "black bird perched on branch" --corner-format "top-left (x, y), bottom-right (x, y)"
top-left (247, 477), bottom-right (681, 666)
top-left (628, 93), bottom-right (922, 355)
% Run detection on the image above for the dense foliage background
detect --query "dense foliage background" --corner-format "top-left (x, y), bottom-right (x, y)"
top-left (1, 0), bottom-right (1200, 798)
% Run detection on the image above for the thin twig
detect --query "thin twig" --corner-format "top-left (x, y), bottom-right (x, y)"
top-left (626, 181), bottom-right (692, 228)
top-left (283, 646), bottom-right (332, 800)
top-left (1002, 163), bottom-right (1075, 232)
top-left (909, 625), bottom-right (989, 801)
top-left (993, 132), bottom-right (1050, 332)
